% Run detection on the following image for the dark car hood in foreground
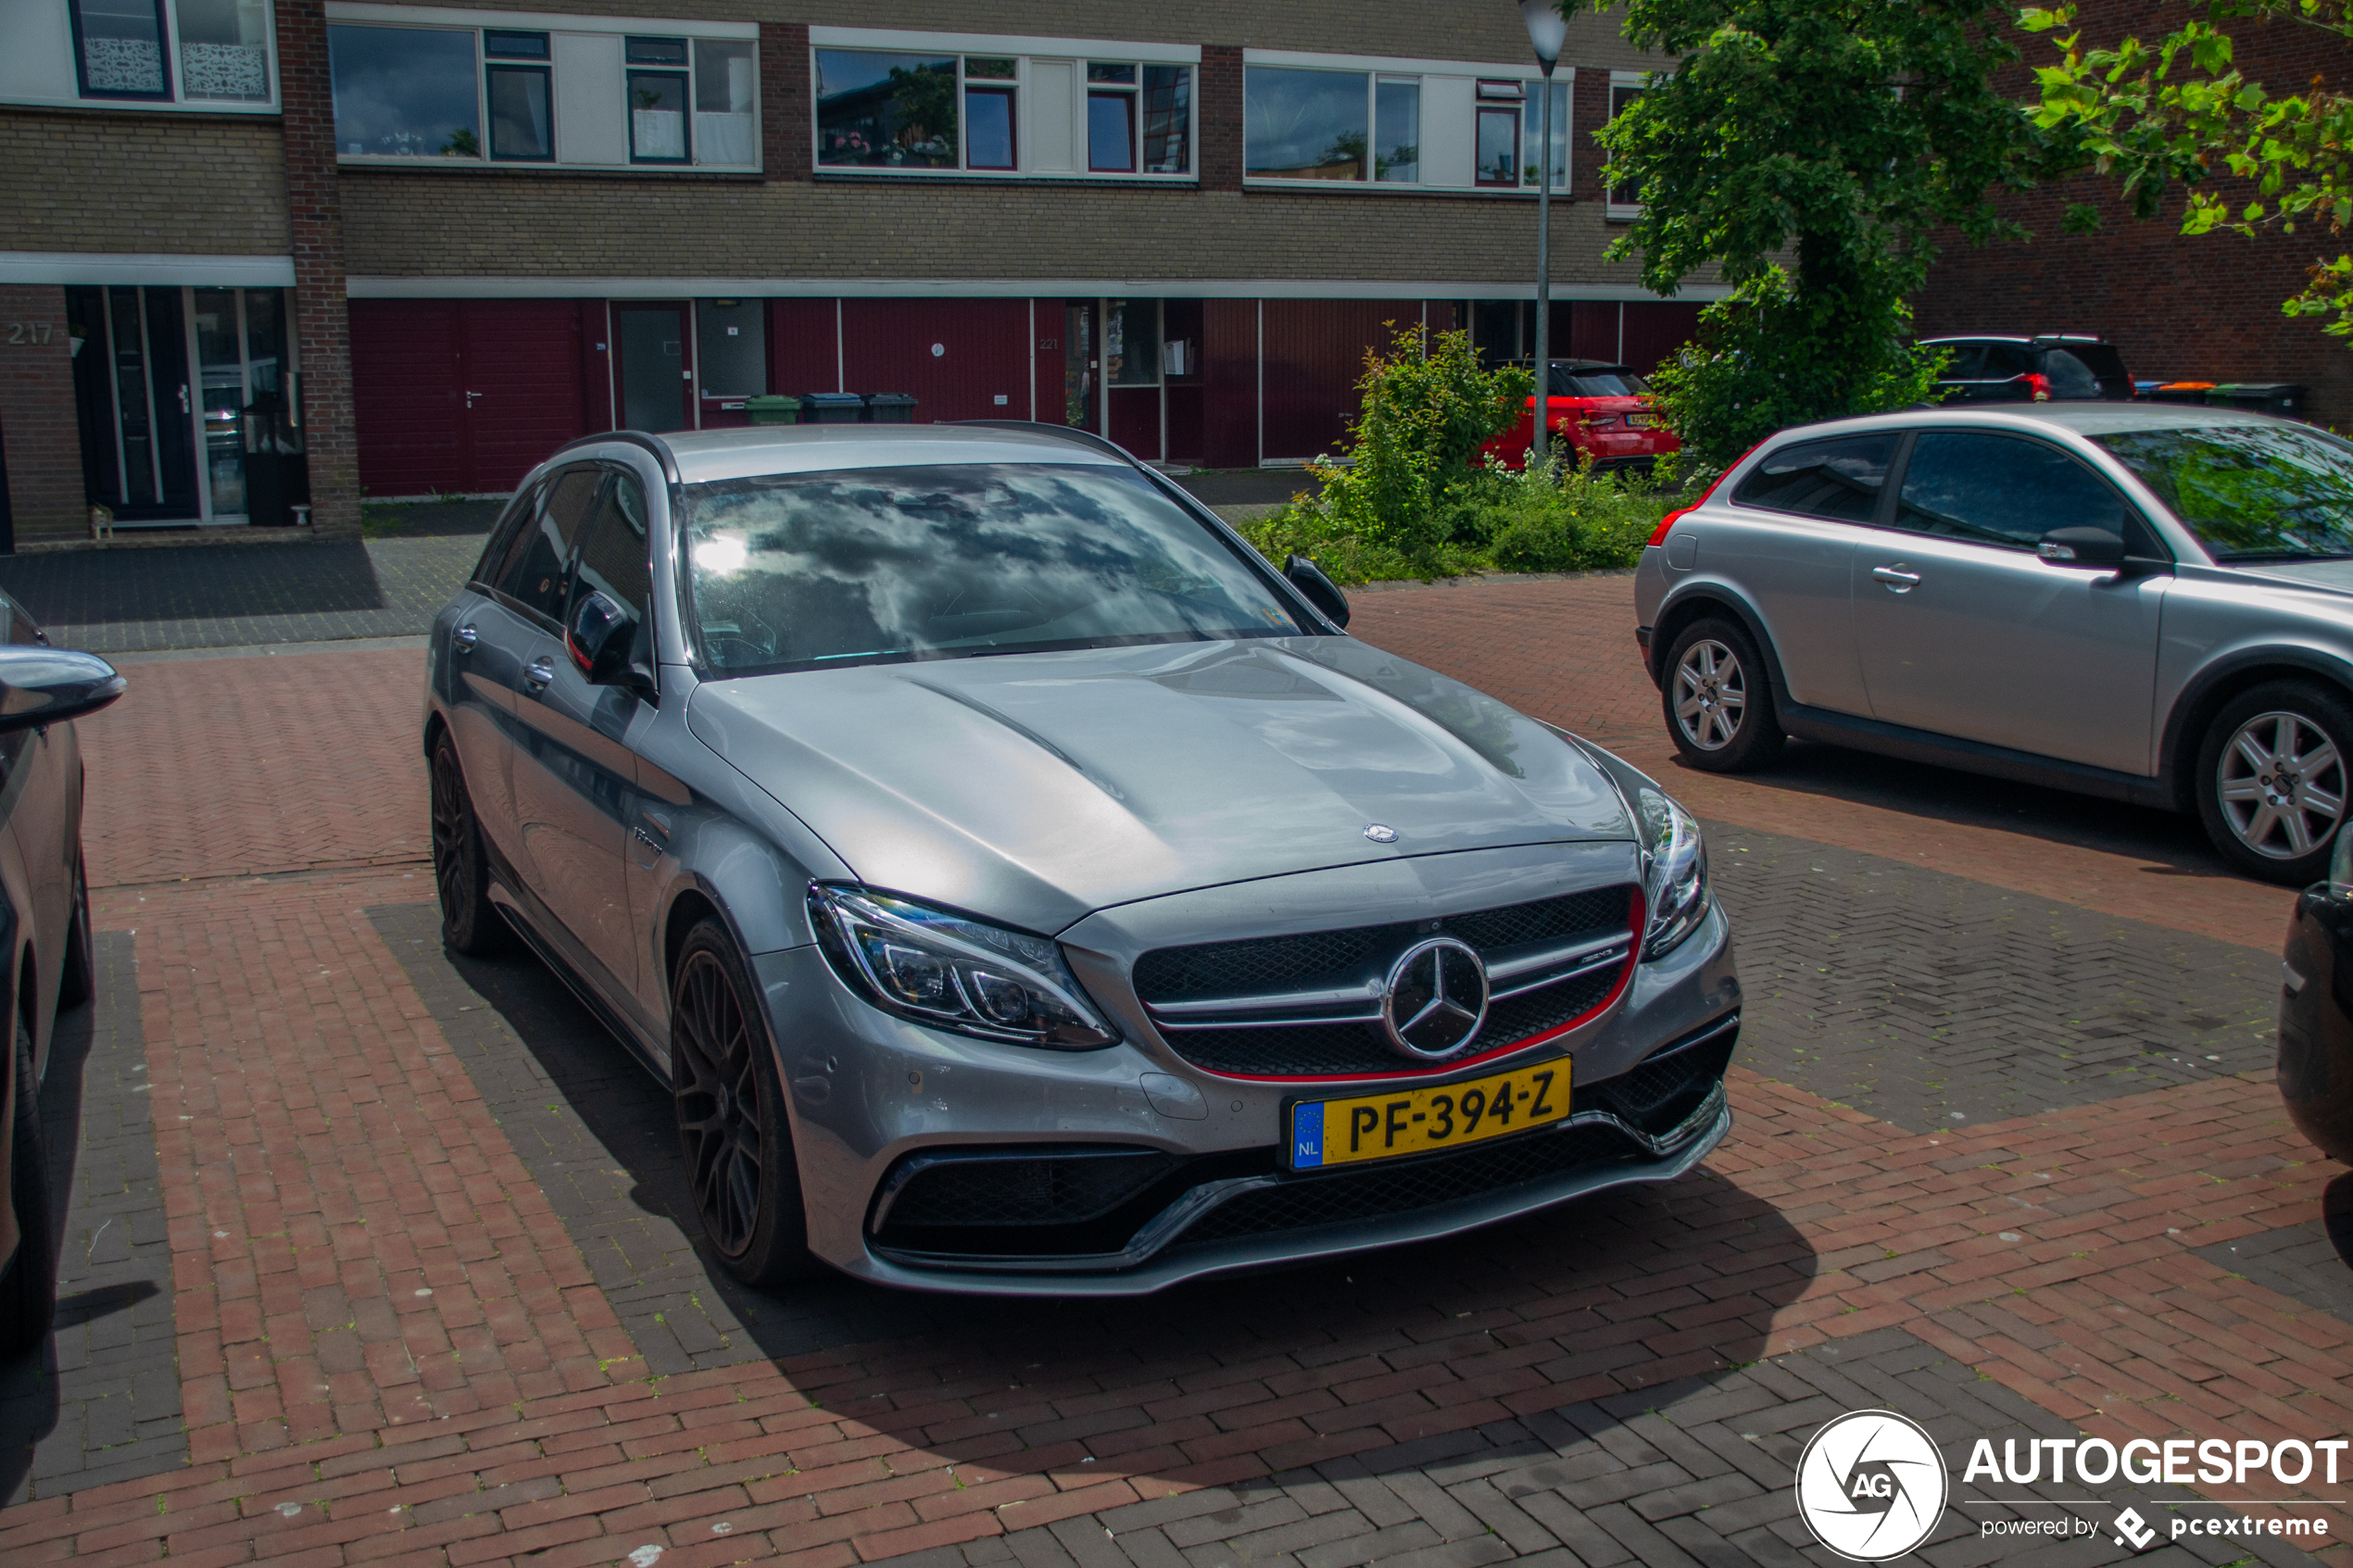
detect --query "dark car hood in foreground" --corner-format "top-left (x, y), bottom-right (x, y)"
top-left (687, 636), bottom-right (1636, 934)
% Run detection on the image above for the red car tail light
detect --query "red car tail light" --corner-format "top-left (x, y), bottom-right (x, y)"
top-left (1646, 441), bottom-right (1759, 547)
top-left (2024, 372), bottom-right (2052, 402)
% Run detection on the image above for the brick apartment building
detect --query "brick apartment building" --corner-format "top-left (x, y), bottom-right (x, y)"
top-left (0, 0), bottom-right (1715, 548)
top-left (1915, 0), bottom-right (2353, 427)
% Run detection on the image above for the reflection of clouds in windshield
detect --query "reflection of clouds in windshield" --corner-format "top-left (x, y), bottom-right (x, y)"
top-left (683, 465), bottom-right (1298, 671)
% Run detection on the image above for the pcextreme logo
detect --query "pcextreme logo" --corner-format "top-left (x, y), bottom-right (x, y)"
top-left (1793, 1408), bottom-right (2345, 1558)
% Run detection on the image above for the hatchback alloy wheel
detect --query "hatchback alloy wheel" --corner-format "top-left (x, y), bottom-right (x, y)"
top-left (1674, 639), bottom-right (1747, 751)
top-left (673, 947), bottom-right (765, 1260)
top-left (2218, 709), bottom-right (2347, 860)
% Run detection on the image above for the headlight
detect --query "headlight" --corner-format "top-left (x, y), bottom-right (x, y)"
top-left (1638, 787), bottom-right (1710, 960)
top-left (809, 885), bottom-right (1119, 1048)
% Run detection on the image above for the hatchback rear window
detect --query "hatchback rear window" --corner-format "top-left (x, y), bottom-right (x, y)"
top-left (1731, 433), bottom-right (1896, 522)
top-left (678, 462), bottom-right (1305, 675)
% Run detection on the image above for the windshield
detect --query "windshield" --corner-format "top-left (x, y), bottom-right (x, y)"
top-left (2090, 423), bottom-right (2353, 561)
top-left (678, 462), bottom-right (1305, 675)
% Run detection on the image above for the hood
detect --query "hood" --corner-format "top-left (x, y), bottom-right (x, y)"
top-left (686, 637), bottom-right (1634, 935)
top-left (2226, 558), bottom-right (2353, 594)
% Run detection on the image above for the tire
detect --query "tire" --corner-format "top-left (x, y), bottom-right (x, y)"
top-left (670, 920), bottom-right (819, 1288)
top-left (0, 1013), bottom-right (57, 1360)
top-left (1661, 617), bottom-right (1785, 772)
top-left (57, 843), bottom-right (94, 1012)
top-left (2196, 681), bottom-right (2353, 885)
top-left (429, 731), bottom-right (512, 957)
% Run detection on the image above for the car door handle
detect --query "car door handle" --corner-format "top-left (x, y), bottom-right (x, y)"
top-left (452, 625), bottom-right (479, 654)
top-left (1871, 565), bottom-right (1921, 592)
top-left (522, 657), bottom-right (555, 694)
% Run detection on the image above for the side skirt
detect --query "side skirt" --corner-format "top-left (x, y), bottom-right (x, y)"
top-left (1779, 700), bottom-right (2172, 811)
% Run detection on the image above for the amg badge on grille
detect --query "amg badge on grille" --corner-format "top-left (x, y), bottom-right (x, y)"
top-left (1381, 937), bottom-right (1490, 1060)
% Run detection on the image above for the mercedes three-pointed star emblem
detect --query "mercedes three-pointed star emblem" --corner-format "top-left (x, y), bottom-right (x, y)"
top-left (1380, 937), bottom-right (1491, 1060)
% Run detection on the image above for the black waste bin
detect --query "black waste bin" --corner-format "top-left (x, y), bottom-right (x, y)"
top-left (2208, 383), bottom-right (2309, 418)
top-left (864, 393), bottom-right (919, 424)
top-left (241, 390), bottom-right (311, 526)
top-left (799, 392), bottom-right (865, 424)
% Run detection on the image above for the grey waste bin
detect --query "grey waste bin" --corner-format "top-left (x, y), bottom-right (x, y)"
top-left (864, 393), bottom-right (919, 424)
top-left (799, 392), bottom-right (865, 424)
top-left (2208, 383), bottom-right (2308, 418)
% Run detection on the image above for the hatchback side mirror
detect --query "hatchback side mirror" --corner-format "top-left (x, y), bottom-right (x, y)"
top-left (0, 647), bottom-right (123, 735)
top-left (1284, 555), bottom-right (1351, 630)
top-left (567, 591), bottom-right (649, 692)
top-left (2036, 528), bottom-right (2126, 570)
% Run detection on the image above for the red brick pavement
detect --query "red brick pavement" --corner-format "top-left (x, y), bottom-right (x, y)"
top-left (1, 592), bottom-right (2341, 1564)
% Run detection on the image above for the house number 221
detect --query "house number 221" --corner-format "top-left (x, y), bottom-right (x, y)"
top-left (6, 323), bottom-right (57, 345)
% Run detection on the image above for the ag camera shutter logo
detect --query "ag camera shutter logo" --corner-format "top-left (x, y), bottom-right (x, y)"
top-left (1794, 1410), bottom-right (1950, 1562)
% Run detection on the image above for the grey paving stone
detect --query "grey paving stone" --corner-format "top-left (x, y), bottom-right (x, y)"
top-left (2191, 1218), bottom-right (2353, 1327)
top-left (0, 932), bottom-right (183, 1504)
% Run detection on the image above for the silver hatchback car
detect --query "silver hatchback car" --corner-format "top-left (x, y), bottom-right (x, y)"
top-left (425, 423), bottom-right (1739, 1295)
top-left (1637, 405), bottom-right (2353, 884)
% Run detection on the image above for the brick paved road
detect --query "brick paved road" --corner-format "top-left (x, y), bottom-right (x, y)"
top-left (0, 574), bottom-right (2345, 1567)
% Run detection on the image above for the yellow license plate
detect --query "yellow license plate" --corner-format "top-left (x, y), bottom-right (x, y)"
top-left (1289, 1061), bottom-right (1570, 1171)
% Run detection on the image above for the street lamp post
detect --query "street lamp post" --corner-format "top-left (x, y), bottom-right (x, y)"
top-left (1520, 0), bottom-right (1567, 470)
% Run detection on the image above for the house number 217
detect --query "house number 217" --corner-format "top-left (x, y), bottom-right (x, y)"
top-left (6, 323), bottom-right (56, 345)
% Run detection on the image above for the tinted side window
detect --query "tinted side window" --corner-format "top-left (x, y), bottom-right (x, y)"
top-left (473, 479), bottom-right (544, 587)
top-left (493, 467), bottom-right (605, 621)
top-left (569, 470), bottom-right (653, 625)
top-left (1731, 434), bottom-right (1895, 522)
top-left (1982, 345), bottom-right (2034, 378)
top-left (1894, 433), bottom-right (2129, 548)
top-left (1935, 345), bottom-right (1986, 379)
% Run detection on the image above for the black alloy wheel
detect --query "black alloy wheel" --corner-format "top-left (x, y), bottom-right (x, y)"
top-left (0, 1012), bottom-right (57, 1359)
top-left (670, 920), bottom-right (816, 1287)
top-left (429, 733), bottom-right (510, 956)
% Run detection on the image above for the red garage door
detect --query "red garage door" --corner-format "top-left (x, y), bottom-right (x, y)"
top-left (1261, 300), bottom-right (1408, 462)
top-left (837, 299), bottom-right (1032, 423)
top-left (351, 299), bottom-right (588, 495)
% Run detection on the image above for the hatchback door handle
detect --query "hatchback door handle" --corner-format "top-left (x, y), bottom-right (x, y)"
top-left (1871, 565), bottom-right (1921, 591)
top-left (452, 625), bottom-right (479, 653)
top-left (522, 657), bottom-right (555, 693)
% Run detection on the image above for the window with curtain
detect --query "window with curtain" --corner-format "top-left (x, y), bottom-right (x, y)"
top-left (175, 0), bottom-right (269, 102)
top-left (72, 0), bottom-right (170, 98)
top-left (695, 38), bottom-right (757, 166)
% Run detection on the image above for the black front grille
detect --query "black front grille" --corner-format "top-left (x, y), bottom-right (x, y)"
top-left (1135, 885), bottom-right (1635, 1079)
top-left (1178, 1122), bottom-right (1643, 1245)
top-left (1133, 886), bottom-right (1629, 1001)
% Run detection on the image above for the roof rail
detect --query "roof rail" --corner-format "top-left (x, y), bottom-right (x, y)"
top-left (950, 420), bottom-right (1138, 462)
top-left (550, 429), bottom-right (682, 485)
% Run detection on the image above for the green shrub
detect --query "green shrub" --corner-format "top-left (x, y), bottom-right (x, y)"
top-left (1469, 456), bottom-right (1676, 573)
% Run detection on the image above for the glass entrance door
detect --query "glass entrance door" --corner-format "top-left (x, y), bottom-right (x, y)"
top-left (190, 286), bottom-right (289, 521)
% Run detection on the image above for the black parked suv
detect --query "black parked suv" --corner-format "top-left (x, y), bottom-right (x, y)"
top-left (1925, 334), bottom-right (2134, 404)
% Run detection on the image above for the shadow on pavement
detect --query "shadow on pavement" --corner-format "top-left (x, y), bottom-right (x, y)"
top-left (2328, 1171), bottom-right (2353, 1273)
top-left (1663, 734), bottom-right (2234, 882)
top-left (372, 900), bottom-right (1815, 1474)
top-left (0, 540), bottom-right (384, 627)
top-left (0, 995), bottom-right (100, 1504)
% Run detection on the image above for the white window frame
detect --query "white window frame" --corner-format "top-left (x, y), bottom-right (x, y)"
top-left (1241, 48), bottom-right (1570, 195)
top-left (809, 25), bottom-right (1200, 183)
top-left (1605, 69), bottom-right (1649, 220)
top-left (0, 0), bottom-right (281, 113)
top-left (323, 4), bottom-right (760, 171)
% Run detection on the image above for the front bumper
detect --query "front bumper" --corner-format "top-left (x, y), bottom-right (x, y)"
top-left (759, 853), bottom-right (1741, 1296)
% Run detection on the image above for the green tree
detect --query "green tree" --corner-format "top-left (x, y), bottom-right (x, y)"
top-left (1578, 0), bottom-right (2078, 462)
top-left (2022, 2), bottom-right (2353, 343)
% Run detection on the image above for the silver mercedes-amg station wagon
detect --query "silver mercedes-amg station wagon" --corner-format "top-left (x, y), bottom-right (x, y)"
top-left (425, 423), bottom-right (1738, 1295)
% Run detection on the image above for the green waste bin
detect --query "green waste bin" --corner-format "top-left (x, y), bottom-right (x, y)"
top-left (743, 395), bottom-right (799, 425)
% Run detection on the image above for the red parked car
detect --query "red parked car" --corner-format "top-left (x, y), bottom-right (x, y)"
top-left (1480, 359), bottom-right (1680, 473)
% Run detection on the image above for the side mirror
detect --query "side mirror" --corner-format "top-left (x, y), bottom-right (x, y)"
top-left (1283, 554), bottom-right (1351, 630)
top-left (0, 647), bottom-right (123, 735)
top-left (567, 591), bottom-right (646, 690)
top-left (2036, 527), bottom-right (2126, 570)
